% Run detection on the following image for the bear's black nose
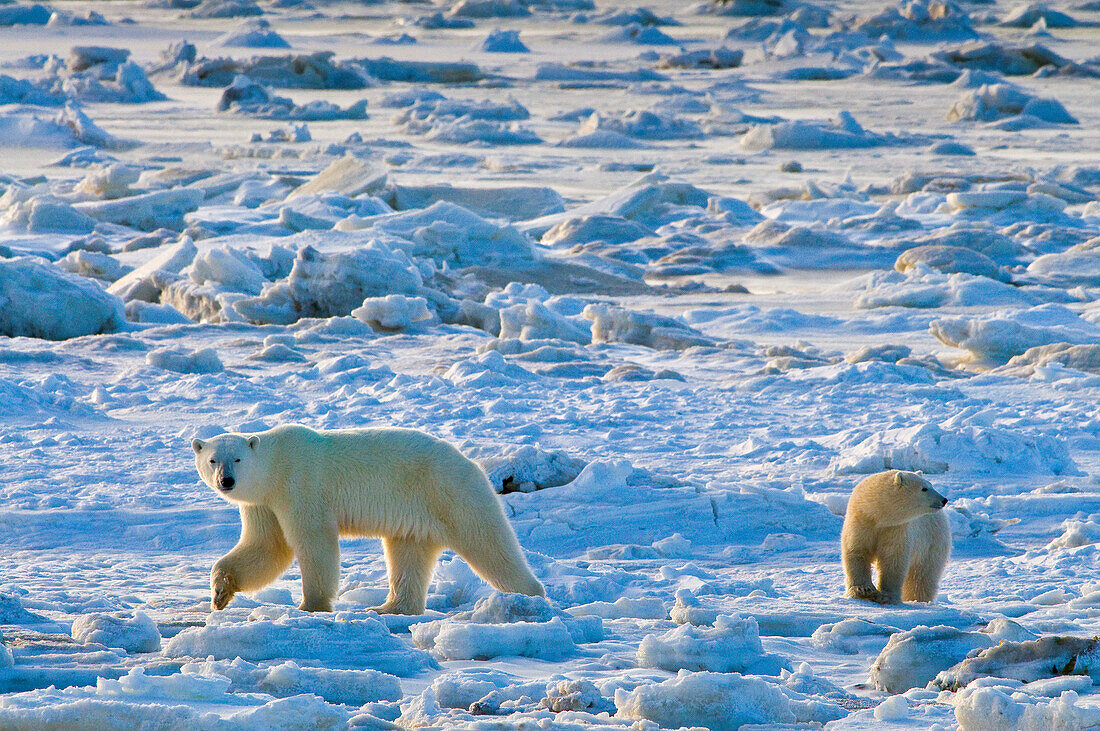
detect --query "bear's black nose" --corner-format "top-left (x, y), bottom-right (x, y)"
top-left (940, 497), bottom-right (947, 507)
top-left (221, 476), bottom-right (235, 490)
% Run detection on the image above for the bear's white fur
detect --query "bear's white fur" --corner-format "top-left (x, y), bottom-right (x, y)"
top-left (841, 469), bottom-right (950, 605)
top-left (192, 424), bottom-right (544, 614)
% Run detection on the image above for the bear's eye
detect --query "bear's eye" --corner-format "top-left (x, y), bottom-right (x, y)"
top-left (921, 487), bottom-right (928, 492)
top-left (234, 459), bottom-right (240, 463)
top-left (209, 459), bottom-right (216, 464)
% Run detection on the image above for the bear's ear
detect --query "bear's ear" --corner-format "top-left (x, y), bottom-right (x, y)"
top-left (247, 435), bottom-right (260, 450)
top-left (893, 472), bottom-right (904, 488)
top-left (916, 469), bottom-right (924, 476)
top-left (192, 438), bottom-right (204, 453)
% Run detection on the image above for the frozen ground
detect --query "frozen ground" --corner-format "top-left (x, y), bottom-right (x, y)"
top-left (0, 0), bottom-right (1099, 727)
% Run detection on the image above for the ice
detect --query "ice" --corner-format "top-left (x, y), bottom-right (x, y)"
top-left (181, 658), bottom-right (401, 705)
top-left (584, 303), bottom-right (715, 350)
top-left (477, 29), bottom-right (528, 53)
top-left (216, 19), bottom-right (291, 48)
top-left (0, 256), bottom-right (126, 339)
top-left (216, 75), bottom-right (368, 120)
top-left (871, 625), bottom-right (995, 693)
top-left (614, 670), bottom-right (845, 729)
top-left (833, 421), bottom-right (1075, 475)
top-left (931, 304), bottom-right (1100, 364)
top-left (146, 346), bottom-right (224, 373)
top-left (70, 611), bottom-right (161, 653)
top-left (352, 294), bottom-right (433, 331)
top-left (74, 189), bottom-right (204, 231)
top-left (935, 635), bottom-right (1100, 691)
top-left (946, 84), bottom-right (1078, 125)
top-left (164, 611), bottom-right (437, 675)
top-left (189, 0), bottom-right (263, 18)
top-left (895, 244), bottom-right (1007, 281)
top-left (1001, 3), bottom-right (1078, 27)
top-left (741, 111), bottom-right (915, 150)
top-left (637, 614), bottom-right (785, 674)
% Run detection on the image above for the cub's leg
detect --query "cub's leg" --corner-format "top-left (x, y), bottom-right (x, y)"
top-left (211, 505), bottom-right (294, 611)
top-left (842, 524), bottom-right (882, 603)
top-left (370, 536), bottom-right (443, 615)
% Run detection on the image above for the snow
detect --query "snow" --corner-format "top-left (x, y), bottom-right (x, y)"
top-left (1, 0), bottom-right (1100, 726)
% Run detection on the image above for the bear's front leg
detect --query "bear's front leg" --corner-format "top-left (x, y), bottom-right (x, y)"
top-left (211, 560), bottom-right (239, 610)
top-left (287, 522), bottom-right (340, 612)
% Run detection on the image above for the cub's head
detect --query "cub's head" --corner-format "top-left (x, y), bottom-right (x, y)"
top-left (857, 469), bottom-right (948, 526)
top-left (192, 433), bottom-right (263, 503)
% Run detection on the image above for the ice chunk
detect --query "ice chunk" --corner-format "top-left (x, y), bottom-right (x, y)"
top-left (871, 625), bottom-right (995, 693)
top-left (146, 346), bottom-right (224, 373)
top-left (71, 611), bottom-right (161, 653)
top-left (946, 84), bottom-right (1077, 124)
top-left (216, 75), bottom-right (368, 120)
top-left (351, 294), bottom-right (433, 331)
top-left (584, 303), bottom-right (715, 349)
top-left (935, 636), bottom-right (1100, 691)
top-left (216, 18), bottom-right (290, 48)
top-left (288, 155), bottom-right (387, 200)
top-left (477, 28), bottom-right (528, 52)
top-left (614, 670), bottom-right (844, 729)
top-left (1001, 3), bottom-right (1077, 28)
top-left (0, 257), bottom-right (125, 339)
top-left (931, 304), bottom-right (1100, 364)
top-left (638, 614), bottom-right (784, 674)
top-left (108, 236), bottom-right (197, 302)
top-left (896, 244), bottom-right (1006, 281)
top-left (833, 421), bottom-right (1075, 476)
top-left (741, 111), bottom-right (916, 150)
top-left (181, 658), bottom-right (400, 705)
top-left (164, 611), bottom-right (436, 675)
top-left (73, 188), bottom-right (203, 231)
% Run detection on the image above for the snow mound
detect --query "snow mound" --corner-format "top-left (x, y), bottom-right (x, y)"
top-left (71, 611), bottom-right (161, 653)
top-left (851, 268), bottom-right (1031, 309)
top-left (217, 75), bottom-right (368, 120)
top-left (935, 636), bottom-right (1100, 691)
top-left (477, 29), bottom-right (528, 52)
top-left (871, 625), bottom-right (995, 693)
top-left (478, 443), bottom-right (587, 493)
top-left (947, 84), bottom-right (1077, 125)
top-left (181, 51), bottom-right (367, 89)
top-left (659, 46), bottom-right (743, 69)
top-left (352, 294), bottom-right (433, 331)
top-left (189, 0), bottom-right (263, 18)
top-left (931, 304), bottom-right (1100, 364)
top-left (637, 614), bottom-right (784, 674)
top-left (833, 422), bottom-right (1075, 476)
top-left (0, 104), bottom-right (128, 149)
top-left (931, 41), bottom-right (1070, 76)
top-left (575, 109), bottom-right (702, 141)
top-left (954, 685), bottom-right (1100, 731)
top-left (410, 592), bottom-right (600, 661)
top-left (614, 670), bottom-right (845, 729)
top-left (1006, 343), bottom-right (1100, 375)
top-left (0, 667), bottom-right (350, 728)
top-left (1001, 3), bottom-right (1078, 28)
top-left (146, 346), bottom-right (224, 373)
top-left (0, 257), bottom-right (126, 340)
top-left (845, 0), bottom-right (978, 40)
top-left (234, 241), bottom-right (422, 325)
top-left (584, 303), bottom-right (716, 350)
top-left (215, 19), bottom-right (290, 48)
top-left (180, 657), bottom-right (401, 705)
top-left (895, 244), bottom-right (1006, 281)
top-left (1027, 251), bottom-right (1100, 288)
top-left (741, 111), bottom-right (913, 150)
top-left (163, 611), bottom-right (437, 675)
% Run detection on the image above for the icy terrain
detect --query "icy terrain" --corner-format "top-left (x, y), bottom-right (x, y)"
top-left (0, 0), bottom-right (1099, 727)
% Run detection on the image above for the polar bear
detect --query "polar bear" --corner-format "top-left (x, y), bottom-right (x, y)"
top-left (841, 469), bottom-right (950, 605)
top-left (192, 424), bottom-right (545, 614)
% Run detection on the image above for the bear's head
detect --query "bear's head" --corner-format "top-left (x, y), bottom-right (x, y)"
top-left (192, 433), bottom-right (264, 504)
top-left (860, 469), bottom-right (948, 526)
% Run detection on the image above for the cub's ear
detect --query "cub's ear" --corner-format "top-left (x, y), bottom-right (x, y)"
top-left (192, 439), bottom-right (205, 453)
top-left (247, 435), bottom-right (260, 450)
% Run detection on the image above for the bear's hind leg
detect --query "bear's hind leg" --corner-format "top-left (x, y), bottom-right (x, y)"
top-left (370, 536), bottom-right (443, 615)
top-left (452, 527), bottom-right (544, 599)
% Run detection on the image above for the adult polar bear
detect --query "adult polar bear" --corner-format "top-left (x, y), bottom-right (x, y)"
top-left (192, 424), bottom-right (544, 614)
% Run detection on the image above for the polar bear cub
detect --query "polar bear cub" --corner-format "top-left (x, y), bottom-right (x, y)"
top-left (841, 469), bottom-right (950, 605)
top-left (192, 424), bottom-right (544, 614)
